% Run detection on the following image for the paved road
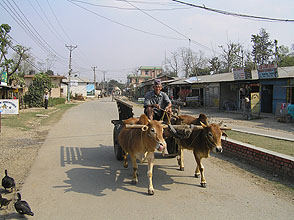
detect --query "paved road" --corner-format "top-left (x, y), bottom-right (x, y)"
top-left (20, 97), bottom-right (294, 220)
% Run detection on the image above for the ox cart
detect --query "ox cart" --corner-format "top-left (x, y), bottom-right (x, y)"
top-left (111, 97), bottom-right (180, 160)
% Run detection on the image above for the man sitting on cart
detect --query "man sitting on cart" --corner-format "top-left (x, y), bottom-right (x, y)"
top-left (144, 79), bottom-right (172, 121)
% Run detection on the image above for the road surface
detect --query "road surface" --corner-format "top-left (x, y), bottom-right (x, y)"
top-left (16, 97), bottom-right (294, 219)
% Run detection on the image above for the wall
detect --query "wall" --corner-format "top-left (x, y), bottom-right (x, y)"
top-left (220, 83), bottom-right (239, 110)
top-left (260, 79), bottom-right (287, 113)
top-left (221, 138), bottom-right (294, 180)
top-left (204, 83), bottom-right (220, 108)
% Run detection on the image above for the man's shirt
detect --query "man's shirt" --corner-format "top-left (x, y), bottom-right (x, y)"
top-left (144, 90), bottom-right (171, 110)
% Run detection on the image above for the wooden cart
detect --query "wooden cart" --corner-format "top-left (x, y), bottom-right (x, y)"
top-left (111, 97), bottom-right (179, 160)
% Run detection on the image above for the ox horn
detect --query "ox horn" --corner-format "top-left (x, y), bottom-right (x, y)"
top-left (220, 126), bottom-right (231, 130)
top-left (200, 121), bottom-right (207, 128)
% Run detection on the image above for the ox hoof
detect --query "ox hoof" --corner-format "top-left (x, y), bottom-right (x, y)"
top-left (131, 179), bottom-right (138, 185)
top-left (148, 189), bottom-right (154, 195)
top-left (200, 182), bottom-right (207, 188)
top-left (179, 167), bottom-right (184, 171)
top-left (123, 162), bottom-right (128, 168)
top-left (195, 174), bottom-right (200, 178)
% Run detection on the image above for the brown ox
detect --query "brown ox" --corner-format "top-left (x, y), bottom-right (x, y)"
top-left (175, 114), bottom-right (227, 187)
top-left (118, 114), bottom-right (167, 195)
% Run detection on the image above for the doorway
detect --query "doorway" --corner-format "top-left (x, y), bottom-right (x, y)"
top-left (261, 85), bottom-right (273, 113)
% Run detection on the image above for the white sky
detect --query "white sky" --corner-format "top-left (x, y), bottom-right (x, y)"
top-left (1, 0), bottom-right (294, 83)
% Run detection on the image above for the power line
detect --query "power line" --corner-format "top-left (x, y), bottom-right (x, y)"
top-left (45, 0), bottom-right (93, 67)
top-left (11, 0), bottom-right (67, 60)
top-left (172, 0), bottom-right (294, 22)
top-left (46, 0), bottom-right (73, 44)
top-left (66, 0), bottom-right (185, 41)
top-left (1, 0), bottom-right (68, 64)
top-left (33, 0), bottom-right (67, 43)
top-left (69, 0), bottom-right (191, 11)
top-left (124, 0), bottom-right (216, 53)
top-left (1, 1), bottom-right (54, 57)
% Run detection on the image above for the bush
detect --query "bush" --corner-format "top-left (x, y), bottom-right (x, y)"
top-left (24, 73), bottom-right (55, 107)
top-left (49, 97), bottom-right (66, 107)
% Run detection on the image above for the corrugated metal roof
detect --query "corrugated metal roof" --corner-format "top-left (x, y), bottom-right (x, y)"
top-left (168, 67), bottom-right (294, 86)
top-left (62, 77), bottom-right (93, 83)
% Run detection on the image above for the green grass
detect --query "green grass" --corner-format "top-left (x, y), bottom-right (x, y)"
top-left (1, 103), bottom-right (77, 131)
top-left (226, 130), bottom-right (294, 157)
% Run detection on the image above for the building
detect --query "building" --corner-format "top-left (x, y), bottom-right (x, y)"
top-left (127, 66), bottom-right (163, 87)
top-left (167, 66), bottom-right (294, 114)
top-left (24, 75), bottom-right (66, 98)
top-left (61, 77), bottom-right (98, 98)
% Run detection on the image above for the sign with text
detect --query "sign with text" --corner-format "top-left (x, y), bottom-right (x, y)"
top-left (233, 68), bottom-right (252, 80)
top-left (0, 99), bottom-right (19, 114)
top-left (258, 64), bottom-right (278, 79)
top-left (1, 71), bottom-right (8, 85)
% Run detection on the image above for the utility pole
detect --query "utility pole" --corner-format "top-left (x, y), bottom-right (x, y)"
top-left (102, 70), bottom-right (107, 94)
top-left (65, 44), bottom-right (77, 102)
top-left (91, 66), bottom-right (97, 86)
top-left (92, 66), bottom-right (97, 97)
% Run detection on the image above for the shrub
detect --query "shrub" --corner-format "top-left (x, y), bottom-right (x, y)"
top-left (49, 97), bottom-right (66, 106)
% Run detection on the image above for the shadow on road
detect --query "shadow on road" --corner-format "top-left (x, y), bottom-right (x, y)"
top-left (56, 145), bottom-right (174, 196)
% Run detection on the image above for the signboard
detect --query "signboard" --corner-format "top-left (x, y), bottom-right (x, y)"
top-left (233, 68), bottom-right (252, 80)
top-left (0, 99), bottom-right (19, 114)
top-left (86, 84), bottom-right (95, 96)
top-left (250, 93), bottom-right (260, 116)
top-left (258, 64), bottom-right (278, 79)
top-left (1, 71), bottom-right (8, 86)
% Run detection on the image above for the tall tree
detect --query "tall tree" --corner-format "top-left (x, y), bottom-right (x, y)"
top-left (251, 28), bottom-right (273, 68)
top-left (190, 50), bottom-right (209, 76)
top-left (219, 41), bottom-right (243, 72)
top-left (209, 56), bottom-right (222, 74)
top-left (166, 51), bottom-right (180, 77)
top-left (180, 47), bottom-right (194, 77)
top-left (0, 24), bottom-right (29, 85)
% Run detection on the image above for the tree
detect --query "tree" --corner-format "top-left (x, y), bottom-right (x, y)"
top-left (219, 41), bottom-right (243, 72)
top-left (24, 73), bottom-right (55, 107)
top-left (209, 56), bottom-right (222, 74)
top-left (274, 42), bottom-right (294, 67)
top-left (0, 24), bottom-right (29, 85)
top-left (190, 50), bottom-right (209, 76)
top-left (180, 47), bottom-right (194, 77)
top-left (165, 51), bottom-right (180, 77)
top-left (251, 28), bottom-right (273, 68)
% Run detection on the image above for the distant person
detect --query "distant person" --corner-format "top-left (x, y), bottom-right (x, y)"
top-left (144, 79), bottom-right (172, 121)
top-left (44, 90), bottom-right (49, 109)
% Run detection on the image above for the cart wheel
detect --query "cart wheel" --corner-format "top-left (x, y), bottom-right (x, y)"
top-left (113, 124), bottom-right (123, 160)
top-left (166, 137), bottom-right (178, 156)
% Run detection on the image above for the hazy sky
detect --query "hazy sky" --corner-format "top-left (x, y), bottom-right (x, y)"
top-left (1, 0), bottom-right (294, 82)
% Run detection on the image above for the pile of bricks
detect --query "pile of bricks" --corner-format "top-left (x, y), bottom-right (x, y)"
top-left (221, 138), bottom-right (294, 180)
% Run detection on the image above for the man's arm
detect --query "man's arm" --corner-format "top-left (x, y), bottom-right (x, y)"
top-left (163, 93), bottom-right (172, 112)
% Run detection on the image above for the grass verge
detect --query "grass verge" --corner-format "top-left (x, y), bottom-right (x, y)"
top-left (1, 103), bottom-right (77, 131)
top-left (226, 130), bottom-right (294, 157)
